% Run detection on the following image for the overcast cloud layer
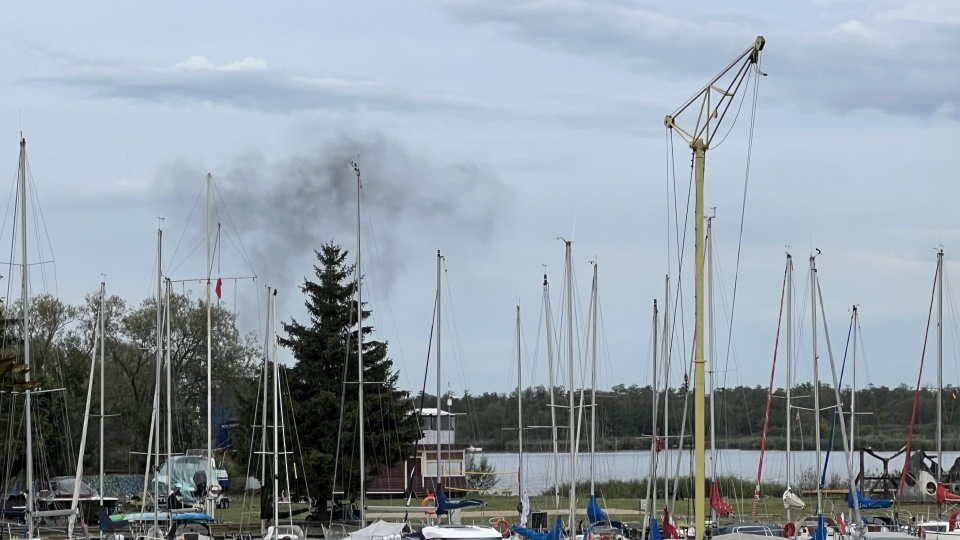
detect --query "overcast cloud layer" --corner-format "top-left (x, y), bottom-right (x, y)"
top-left (0, 0), bottom-right (957, 397)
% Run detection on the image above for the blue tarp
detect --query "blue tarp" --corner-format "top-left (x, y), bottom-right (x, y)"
top-left (649, 518), bottom-right (662, 540)
top-left (814, 515), bottom-right (827, 540)
top-left (512, 515), bottom-right (563, 540)
top-left (435, 483), bottom-right (484, 516)
top-left (847, 488), bottom-right (893, 509)
top-left (587, 495), bottom-right (608, 524)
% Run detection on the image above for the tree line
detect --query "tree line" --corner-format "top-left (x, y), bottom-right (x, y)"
top-left (438, 382), bottom-right (955, 453)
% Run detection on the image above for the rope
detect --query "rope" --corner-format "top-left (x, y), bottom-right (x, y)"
top-left (821, 314), bottom-right (853, 490)
top-left (897, 261), bottom-right (940, 508)
top-left (751, 260), bottom-right (787, 517)
top-left (721, 62), bottom-right (763, 398)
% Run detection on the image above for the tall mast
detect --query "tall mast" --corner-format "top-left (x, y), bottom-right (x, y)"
top-left (165, 279), bottom-right (173, 470)
top-left (272, 289), bottom-right (280, 532)
top-left (351, 161), bottom-right (366, 527)
top-left (204, 173), bottom-right (215, 518)
top-left (436, 250), bottom-right (443, 497)
top-left (937, 248), bottom-right (944, 511)
top-left (99, 280), bottom-right (106, 507)
top-left (543, 274), bottom-right (560, 511)
top-left (154, 226), bottom-right (162, 534)
top-left (785, 254), bottom-right (794, 523)
top-left (564, 240), bottom-right (577, 532)
top-left (642, 300), bottom-right (659, 540)
top-left (19, 138), bottom-right (34, 540)
top-left (260, 287), bottom-right (271, 535)
top-left (589, 263), bottom-right (598, 496)
top-left (707, 214), bottom-right (718, 523)
top-left (662, 276), bottom-right (671, 510)
top-left (516, 305), bottom-right (524, 501)
top-left (850, 306), bottom-right (857, 458)
top-left (810, 253), bottom-right (822, 515)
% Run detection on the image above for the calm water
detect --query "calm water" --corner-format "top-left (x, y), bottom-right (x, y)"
top-left (477, 449), bottom-right (960, 496)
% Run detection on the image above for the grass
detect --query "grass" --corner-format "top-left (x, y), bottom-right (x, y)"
top-left (209, 492), bottom-right (947, 532)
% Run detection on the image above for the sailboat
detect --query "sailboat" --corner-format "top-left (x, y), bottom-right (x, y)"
top-left (780, 255), bottom-right (806, 518)
top-left (511, 243), bottom-right (579, 540)
top-left (258, 288), bottom-right (308, 540)
top-left (913, 250), bottom-right (960, 539)
top-left (704, 215), bottom-right (733, 524)
top-left (0, 137), bottom-right (103, 538)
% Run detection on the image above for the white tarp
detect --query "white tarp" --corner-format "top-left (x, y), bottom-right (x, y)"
top-left (348, 520), bottom-right (407, 540)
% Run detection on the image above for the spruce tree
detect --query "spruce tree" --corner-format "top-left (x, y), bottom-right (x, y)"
top-left (281, 242), bottom-right (419, 510)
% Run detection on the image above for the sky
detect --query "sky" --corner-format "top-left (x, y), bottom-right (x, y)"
top-left (0, 0), bottom-right (958, 399)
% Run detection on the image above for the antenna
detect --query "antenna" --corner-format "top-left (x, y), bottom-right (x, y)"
top-left (349, 158), bottom-right (361, 188)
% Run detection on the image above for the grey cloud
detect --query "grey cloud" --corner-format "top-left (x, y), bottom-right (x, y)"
top-left (24, 53), bottom-right (662, 135)
top-left (24, 56), bottom-right (497, 119)
top-left (440, 0), bottom-right (960, 120)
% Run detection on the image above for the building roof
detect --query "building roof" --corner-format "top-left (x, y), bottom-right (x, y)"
top-left (417, 408), bottom-right (456, 417)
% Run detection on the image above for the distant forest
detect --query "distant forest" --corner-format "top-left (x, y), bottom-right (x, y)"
top-left (421, 383), bottom-right (956, 452)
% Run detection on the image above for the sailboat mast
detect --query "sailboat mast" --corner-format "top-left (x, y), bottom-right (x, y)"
top-left (850, 306), bottom-right (857, 455)
top-left (810, 254), bottom-right (822, 515)
top-left (165, 279), bottom-right (172, 469)
top-left (517, 305), bottom-right (524, 499)
top-left (272, 290), bottom-right (280, 532)
top-left (691, 138), bottom-right (707, 540)
top-left (707, 214), bottom-right (718, 520)
top-left (642, 300), bottom-right (659, 540)
top-left (99, 280), bottom-right (106, 506)
top-left (19, 138), bottom-right (34, 540)
top-left (260, 287), bottom-right (271, 535)
top-left (662, 276), bottom-right (671, 510)
top-left (543, 274), bottom-right (560, 511)
top-left (154, 227), bottom-right (162, 534)
top-left (352, 161), bottom-right (366, 527)
top-left (204, 173), bottom-right (215, 518)
top-left (785, 254), bottom-right (793, 523)
top-left (937, 249), bottom-right (943, 495)
top-left (436, 250), bottom-right (443, 496)
top-left (564, 240), bottom-right (577, 533)
top-left (589, 263), bottom-right (598, 496)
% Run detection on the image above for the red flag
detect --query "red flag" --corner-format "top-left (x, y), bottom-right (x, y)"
top-left (215, 278), bottom-right (223, 299)
top-left (838, 512), bottom-right (847, 535)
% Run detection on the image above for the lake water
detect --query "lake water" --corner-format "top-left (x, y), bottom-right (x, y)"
top-left (476, 449), bottom-right (960, 496)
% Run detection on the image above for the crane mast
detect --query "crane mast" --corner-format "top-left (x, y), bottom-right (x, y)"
top-left (663, 36), bottom-right (765, 540)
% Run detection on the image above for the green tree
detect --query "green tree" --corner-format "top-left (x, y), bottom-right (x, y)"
top-left (465, 454), bottom-right (497, 493)
top-left (280, 242), bottom-right (419, 510)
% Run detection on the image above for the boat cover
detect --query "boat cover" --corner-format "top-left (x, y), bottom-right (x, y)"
top-left (710, 482), bottom-right (734, 516)
top-left (847, 488), bottom-right (892, 509)
top-left (349, 520), bottom-right (408, 540)
top-left (783, 487), bottom-right (806, 510)
top-left (511, 515), bottom-right (563, 540)
top-left (587, 495), bottom-right (608, 524)
top-left (434, 483), bottom-right (484, 516)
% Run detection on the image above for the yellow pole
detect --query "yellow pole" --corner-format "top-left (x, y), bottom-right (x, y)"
top-left (693, 139), bottom-right (707, 540)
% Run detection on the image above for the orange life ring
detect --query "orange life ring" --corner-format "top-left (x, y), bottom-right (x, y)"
top-left (494, 518), bottom-right (511, 537)
top-left (422, 493), bottom-right (436, 515)
top-left (783, 522), bottom-right (796, 537)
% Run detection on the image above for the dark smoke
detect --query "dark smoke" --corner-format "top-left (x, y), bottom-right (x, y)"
top-left (153, 132), bottom-right (507, 296)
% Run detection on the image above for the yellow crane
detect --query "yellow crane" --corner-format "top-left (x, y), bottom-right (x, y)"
top-left (664, 35), bottom-right (765, 539)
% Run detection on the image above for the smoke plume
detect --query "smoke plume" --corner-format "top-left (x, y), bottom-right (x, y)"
top-left (153, 132), bottom-right (507, 298)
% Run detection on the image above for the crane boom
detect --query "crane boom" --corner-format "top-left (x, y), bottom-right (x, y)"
top-left (663, 35), bottom-right (765, 540)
